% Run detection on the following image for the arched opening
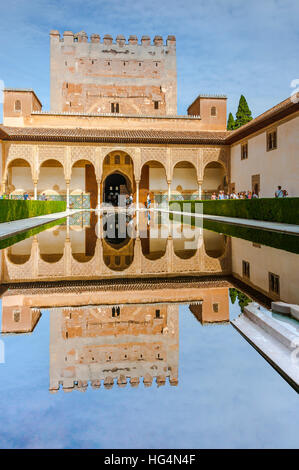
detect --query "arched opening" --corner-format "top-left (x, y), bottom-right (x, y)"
top-left (202, 162), bottom-right (227, 199)
top-left (7, 237), bottom-right (32, 264)
top-left (71, 213), bottom-right (98, 262)
top-left (203, 230), bottom-right (226, 258)
top-left (103, 172), bottom-right (132, 206)
top-left (102, 212), bottom-right (134, 270)
top-left (38, 159), bottom-right (65, 201)
top-left (38, 225), bottom-right (65, 263)
top-left (71, 159), bottom-right (97, 209)
top-left (6, 158), bottom-right (32, 199)
top-left (140, 161), bottom-right (167, 208)
top-left (102, 152), bottom-right (134, 206)
top-left (171, 161), bottom-right (198, 201)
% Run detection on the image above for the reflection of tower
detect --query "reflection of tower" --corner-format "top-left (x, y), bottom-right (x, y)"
top-left (49, 302), bottom-right (179, 392)
top-left (1, 300), bottom-right (41, 334)
top-left (189, 287), bottom-right (229, 325)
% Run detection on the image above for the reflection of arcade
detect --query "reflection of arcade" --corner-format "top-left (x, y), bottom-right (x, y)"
top-left (0, 280), bottom-right (232, 391)
top-left (2, 213), bottom-right (231, 281)
top-left (103, 212), bottom-right (135, 270)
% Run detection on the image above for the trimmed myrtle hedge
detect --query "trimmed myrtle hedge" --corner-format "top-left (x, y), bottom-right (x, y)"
top-left (169, 198), bottom-right (299, 225)
top-left (0, 200), bottom-right (66, 223)
top-left (169, 212), bottom-right (299, 254)
top-left (0, 218), bottom-right (66, 250)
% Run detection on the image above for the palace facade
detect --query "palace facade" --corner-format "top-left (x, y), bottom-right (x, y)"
top-left (0, 30), bottom-right (298, 207)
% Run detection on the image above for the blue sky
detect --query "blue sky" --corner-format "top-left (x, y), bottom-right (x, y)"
top-left (0, 0), bottom-right (298, 119)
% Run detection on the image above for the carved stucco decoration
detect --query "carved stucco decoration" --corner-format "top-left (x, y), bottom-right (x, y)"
top-left (200, 147), bottom-right (229, 181)
top-left (170, 148), bottom-right (201, 181)
top-left (4, 143), bottom-right (35, 181)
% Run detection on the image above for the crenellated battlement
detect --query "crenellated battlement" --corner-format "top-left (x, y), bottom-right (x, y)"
top-left (49, 374), bottom-right (178, 393)
top-left (50, 30), bottom-right (176, 47)
top-left (50, 29), bottom-right (177, 114)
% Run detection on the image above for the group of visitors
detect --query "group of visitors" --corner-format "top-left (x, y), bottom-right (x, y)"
top-left (274, 186), bottom-right (288, 198)
top-left (211, 190), bottom-right (259, 200)
top-left (125, 193), bottom-right (134, 207)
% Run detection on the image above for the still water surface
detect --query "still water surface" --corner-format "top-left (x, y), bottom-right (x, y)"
top-left (0, 210), bottom-right (298, 448)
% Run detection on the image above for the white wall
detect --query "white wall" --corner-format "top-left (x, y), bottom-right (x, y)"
top-left (231, 237), bottom-right (299, 304)
top-left (202, 167), bottom-right (225, 191)
top-left (231, 115), bottom-right (299, 197)
top-left (70, 230), bottom-right (86, 254)
top-left (11, 167), bottom-right (32, 191)
top-left (37, 227), bottom-right (66, 254)
top-left (149, 168), bottom-right (167, 190)
top-left (171, 168), bottom-right (197, 190)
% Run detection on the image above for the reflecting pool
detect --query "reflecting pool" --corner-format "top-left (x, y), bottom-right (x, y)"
top-left (0, 209), bottom-right (298, 449)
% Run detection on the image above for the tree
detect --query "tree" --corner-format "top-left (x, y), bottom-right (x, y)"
top-left (234, 95), bottom-right (253, 129)
top-left (236, 291), bottom-right (251, 313)
top-left (229, 288), bottom-right (238, 304)
top-left (227, 112), bottom-right (235, 130)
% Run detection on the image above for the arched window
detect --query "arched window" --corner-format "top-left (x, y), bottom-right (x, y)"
top-left (211, 106), bottom-right (217, 116)
top-left (15, 100), bottom-right (21, 111)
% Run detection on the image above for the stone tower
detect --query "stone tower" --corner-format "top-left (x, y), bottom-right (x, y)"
top-left (50, 31), bottom-right (177, 115)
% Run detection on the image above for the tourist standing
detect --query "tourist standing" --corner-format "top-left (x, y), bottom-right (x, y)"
top-left (275, 186), bottom-right (284, 198)
top-left (146, 193), bottom-right (151, 209)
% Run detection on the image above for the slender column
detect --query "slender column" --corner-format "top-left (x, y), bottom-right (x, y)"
top-left (33, 180), bottom-right (38, 200)
top-left (66, 216), bottom-right (70, 240)
top-left (97, 180), bottom-right (101, 210)
top-left (168, 181), bottom-right (172, 202)
top-left (136, 180), bottom-right (140, 209)
top-left (1, 181), bottom-right (5, 195)
top-left (66, 180), bottom-right (70, 210)
top-left (198, 180), bottom-right (203, 200)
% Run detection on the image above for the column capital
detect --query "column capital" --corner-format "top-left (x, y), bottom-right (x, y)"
top-left (197, 179), bottom-right (203, 185)
top-left (65, 180), bottom-right (70, 185)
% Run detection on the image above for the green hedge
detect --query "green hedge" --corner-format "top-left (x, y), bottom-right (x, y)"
top-left (169, 198), bottom-right (299, 225)
top-left (0, 200), bottom-right (66, 223)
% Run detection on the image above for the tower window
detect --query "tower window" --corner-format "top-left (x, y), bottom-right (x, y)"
top-left (242, 260), bottom-right (250, 279)
top-left (13, 310), bottom-right (20, 322)
top-left (211, 106), bottom-right (217, 116)
top-left (269, 272), bottom-right (280, 295)
top-left (14, 100), bottom-right (21, 112)
top-left (267, 130), bottom-right (277, 151)
top-left (212, 303), bottom-right (219, 313)
top-left (111, 103), bottom-right (119, 113)
top-left (154, 101), bottom-right (159, 110)
top-left (241, 143), bottom-right (248, 160)
top-left (155, 309), bottom-right (160, 318)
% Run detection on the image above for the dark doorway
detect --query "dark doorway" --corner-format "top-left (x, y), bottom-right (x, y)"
top-left (104, 173), bottom-right (131, 206)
